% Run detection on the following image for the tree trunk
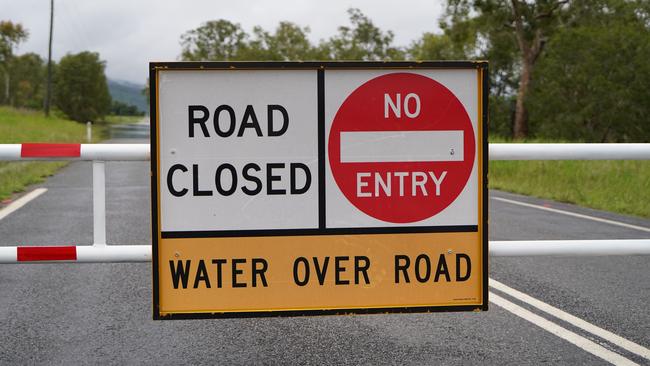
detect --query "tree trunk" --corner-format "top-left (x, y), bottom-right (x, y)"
top-left (513, 60), bottom-right (531, 139)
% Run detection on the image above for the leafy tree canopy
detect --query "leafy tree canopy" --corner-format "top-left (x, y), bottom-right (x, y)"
top-left (179, 8), bottom-right (403, 62)
top-left (0, 21), bottom-right (28, 63)
top-left (54, 51), bottom-right (111, 122)
top-left (528, 1), bottom-right (650, 142)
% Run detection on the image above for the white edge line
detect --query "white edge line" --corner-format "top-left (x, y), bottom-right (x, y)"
top-left (490, 279), bottom-right (650, 360)
top-left (490, 292), bottom-right (638, 365)
top-left (0, 188), bottom-right (48, 221)
top-left (492, 196), bottom-right (650, 233)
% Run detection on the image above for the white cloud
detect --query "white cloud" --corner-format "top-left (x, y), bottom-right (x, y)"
top-left (3, 0), bottom-right (444, 85)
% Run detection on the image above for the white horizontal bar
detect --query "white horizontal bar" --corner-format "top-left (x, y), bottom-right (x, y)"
top-left (490, 143), bottom-right (650, 160)
top-left (76, 245), bottom-right (151, 262)
top-left (1, 143), bottom-right (649, 162)
top-left (0, 247), bottom-right (17, 262)
top-left (490, 239), bottom-right (650, 256)
top-left (1, 240), bottom-right (648, 263)
top-left (80, 144), bottom-right (149, 161)
top-left (0, 144), bottom-right (20, 159)
top-left (340, 131), bottom-right (463, 163)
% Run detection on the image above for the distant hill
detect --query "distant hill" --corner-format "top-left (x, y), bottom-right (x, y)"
top-left (107, 79), bottom-right (148, 115)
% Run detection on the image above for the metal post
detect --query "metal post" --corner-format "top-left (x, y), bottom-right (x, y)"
top-left (92, 161), bottom-right (106, 246)
top-left (86, 121), bottom-right (92, 143)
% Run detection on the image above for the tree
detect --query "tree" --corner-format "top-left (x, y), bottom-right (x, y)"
top-left (322, 8), bottom-right (404, 60)
top-left (247, 22), bottom-right (316, 61)
top-left (444, 0), bottom-right (569, 139)
top-left (408, 32), bottom-right (468, 60)
top-left (178, 9), bottom-right (402, 62)
top-left (180, 20), bottom-right (249, 61)
top-left (528, 1), bottom-right (650, 142)
top-left (0, 21), bottom-right (28, 104)
top-left (110, 100), bottom-right (144, 116)
top-left (8, 52), bottom-right (45, 108)
top-left (54, 51), bottom-right (111, 122)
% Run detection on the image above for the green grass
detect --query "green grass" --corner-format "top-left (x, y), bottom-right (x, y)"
top-left (0, 161), bottom-right (67, 201)
top-left (489, 153), bottom-right (650, 219)
top-left (0, 107), bottom-right (107, 201)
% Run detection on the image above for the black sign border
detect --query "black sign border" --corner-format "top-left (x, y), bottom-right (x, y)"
top-left (150, 61), bottom-right (489, 320)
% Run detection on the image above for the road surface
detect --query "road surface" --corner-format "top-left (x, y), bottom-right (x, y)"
top-left (0, 124), bottom-right (648, 365)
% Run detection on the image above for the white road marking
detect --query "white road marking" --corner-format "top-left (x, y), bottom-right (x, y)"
top-left (0, 188), bottom-right (47, 221)
top-left (490, 279), bottom-right (650, 361)
top-left (491, 196), bottom-right (650, 233)
top-left (490, 292), bottom-right (638, 365)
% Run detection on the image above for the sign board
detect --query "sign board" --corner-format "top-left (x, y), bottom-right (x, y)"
top-left (150, 61), bottom-right (488, 319)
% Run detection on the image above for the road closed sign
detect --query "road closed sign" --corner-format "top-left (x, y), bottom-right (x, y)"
top-left (150, 61), bottom-right (488, 319)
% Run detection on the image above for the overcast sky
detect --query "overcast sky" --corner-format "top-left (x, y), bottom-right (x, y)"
top-left (4, 0), bottom-right (444, 86)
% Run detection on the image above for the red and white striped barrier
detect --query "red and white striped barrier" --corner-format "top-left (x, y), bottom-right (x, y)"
top-left (0, 245), bottom-right (151, 263)
top-left (0, 143), bottom-right (149, 161)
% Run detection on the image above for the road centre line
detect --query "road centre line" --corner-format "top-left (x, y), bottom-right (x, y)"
top-left (490, 279), bottom-right (650, 361)
top-left (489, 292), bottom-right (638, 365)
top-left (491, 196), bottom-right (650, 233)
top-left (0, 188), bottom-right (47, 222)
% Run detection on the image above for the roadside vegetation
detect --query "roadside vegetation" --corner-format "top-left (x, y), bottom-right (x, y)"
top-left (0, 20), bottom-right (144, 202)
top-left (489, 137), bottom-right (650, 219)
top-left (0, 107), bottom-right (106, 201)
top-left (489, 159), bottom-right (650, 219)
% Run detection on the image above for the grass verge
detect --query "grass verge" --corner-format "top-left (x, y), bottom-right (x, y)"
top-left (0, 107), bottom-right (107, 202)
top-left (489, 159), bottom-right (650, 219)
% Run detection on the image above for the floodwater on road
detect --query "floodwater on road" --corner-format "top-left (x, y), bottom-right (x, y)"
top-left (107, 119), bottom-right (150, 140)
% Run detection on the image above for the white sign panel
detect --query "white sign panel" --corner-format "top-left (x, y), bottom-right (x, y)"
top-left (158, 70), bottom-right (319, 231)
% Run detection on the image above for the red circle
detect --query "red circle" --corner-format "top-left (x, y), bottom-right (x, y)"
top-left (328, 73), bottom-right (475, 223)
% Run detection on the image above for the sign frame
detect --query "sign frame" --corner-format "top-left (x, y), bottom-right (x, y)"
top-left (150, 61), bottom-right (489, 320)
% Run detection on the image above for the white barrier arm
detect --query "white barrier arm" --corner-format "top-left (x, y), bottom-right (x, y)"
top-left (0, 245), bottom-right (151, 263)
top-left (490, 143), bottom-right (650, 160)
top-left (1, 143), bottom-right (650, 161)
top-left (490, 239), bottom-right (650, 256)
top-left (81, 144), bottom-right (149, 161)
top-left (1, 240), bottom-right (648, 263)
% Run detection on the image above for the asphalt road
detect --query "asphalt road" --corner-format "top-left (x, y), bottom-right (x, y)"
top-left (0, 125), bottom-right (648, 365)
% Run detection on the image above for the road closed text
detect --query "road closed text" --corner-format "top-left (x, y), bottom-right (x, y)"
top-left (164, 104), bottom-right (313, 198)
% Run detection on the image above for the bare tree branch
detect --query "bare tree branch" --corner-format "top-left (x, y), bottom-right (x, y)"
top-left (530, 28), bottom-right (546, 64)
top-left (510, 0), bottom-right (529, 57)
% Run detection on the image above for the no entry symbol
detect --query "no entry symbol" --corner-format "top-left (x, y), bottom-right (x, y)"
top-left (328, 73), bottom-right (475, 223)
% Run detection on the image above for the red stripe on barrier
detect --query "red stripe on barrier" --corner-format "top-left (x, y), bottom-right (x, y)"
top-left (17, 246), bottom-right (77, 261)
top-left (20, 143), bottom-right (81, 158)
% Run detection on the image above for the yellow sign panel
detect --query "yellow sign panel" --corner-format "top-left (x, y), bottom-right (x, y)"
top-left (158, 232), bottom-right (482, 315)
top-left (150, 61), bottom-right (488, 319)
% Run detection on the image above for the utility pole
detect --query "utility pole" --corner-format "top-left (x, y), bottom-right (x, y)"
top-left (45, 0), bottom-right (54, 116)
